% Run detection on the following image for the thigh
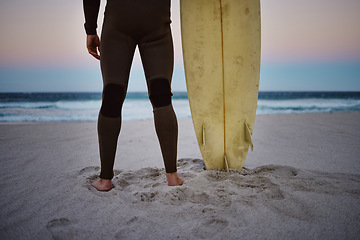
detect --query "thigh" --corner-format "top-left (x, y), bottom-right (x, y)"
top-left (138, 25), bottom-right (174, 87)
top-left (100, 22), bottom-right (137, 90)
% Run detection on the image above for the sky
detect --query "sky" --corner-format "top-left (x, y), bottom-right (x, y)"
top-left (0, 0), bottom-right (359, 92)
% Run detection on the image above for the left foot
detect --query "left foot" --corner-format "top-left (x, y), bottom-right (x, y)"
top-left (166, 172), bottom-right (184, 186)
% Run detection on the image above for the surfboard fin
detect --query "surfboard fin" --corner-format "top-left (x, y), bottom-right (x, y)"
top-left (245, 122), bottom-right (254, 151)
top-left (202, 124), bottom-right (206, 152)
top-left (224, 155), bottom-right (229, 172)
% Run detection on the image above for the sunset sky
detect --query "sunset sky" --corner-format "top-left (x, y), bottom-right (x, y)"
top-left (0, 0), bottom-right (359, 92)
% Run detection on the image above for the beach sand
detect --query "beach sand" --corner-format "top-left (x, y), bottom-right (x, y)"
top-left (0, 113), bottom-right (359, 239)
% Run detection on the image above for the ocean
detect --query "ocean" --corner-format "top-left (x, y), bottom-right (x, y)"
top-left (0, 92), bottom-right (359, 122)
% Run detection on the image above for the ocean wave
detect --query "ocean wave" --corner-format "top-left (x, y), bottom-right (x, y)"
top-left (0, 109), bottom-right (99, 122)
top-left (55, 100), bottom-right (101, 110)
top-left (0, 100), bottom-right (102, 111)
top-left (257, 98), bottom-right (360, 114)
top-left (0, 102), bottom-right (57, 109)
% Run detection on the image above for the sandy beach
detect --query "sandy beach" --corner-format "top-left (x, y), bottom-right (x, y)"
top-left (0, 112), bottom-right (359, 239)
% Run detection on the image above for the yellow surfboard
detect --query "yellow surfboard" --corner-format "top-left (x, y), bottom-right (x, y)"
top-left (180, 0), bottom-right (261, 170)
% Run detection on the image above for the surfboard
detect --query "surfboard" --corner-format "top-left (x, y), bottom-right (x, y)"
top-left (180, 0), bottom-right (261, 171)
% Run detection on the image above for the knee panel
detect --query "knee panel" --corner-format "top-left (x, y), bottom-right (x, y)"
top-left (149, 78), bottom-right (173, 108)
top-left (100, 84), bottom-right (125, 118)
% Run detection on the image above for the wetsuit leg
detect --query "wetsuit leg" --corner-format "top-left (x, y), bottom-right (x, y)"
top-left (98, 11), bottom-right (137, 180)
top-left (138, 25), bottom-right (178, 173)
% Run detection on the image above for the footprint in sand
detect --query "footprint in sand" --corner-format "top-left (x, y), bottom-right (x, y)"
top-left (133, 191), bottom-right (157, 202)
top-left (192, 217), bottom-right (229, 239)
top-left (115, 178), bottom-right (130, 189)
top-left (114, 217), bottom-right (152, 240)
top-left (161, 187), bottom-right (192, 205)
top-left (46, 218), bottom-right (90, 240)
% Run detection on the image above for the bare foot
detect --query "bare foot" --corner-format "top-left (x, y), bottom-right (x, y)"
top-left (91, 178), bottom-right (114, 191)
top-left (166, 172), bottom-right (184, 186)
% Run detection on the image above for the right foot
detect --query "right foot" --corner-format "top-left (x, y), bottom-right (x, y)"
top-left (91, 178), bottom-right (114, 191)
top-left (166, 172), bottom-right (184, 186)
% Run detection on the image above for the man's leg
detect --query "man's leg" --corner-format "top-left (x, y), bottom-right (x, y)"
top-left (92, 23), bottom-right (136, 191)
top-left (138, 25), bottom-right (183, 186)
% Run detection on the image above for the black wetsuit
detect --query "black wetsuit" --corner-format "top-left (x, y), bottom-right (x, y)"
top-left (83, 0), bottom-right (178, 179)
